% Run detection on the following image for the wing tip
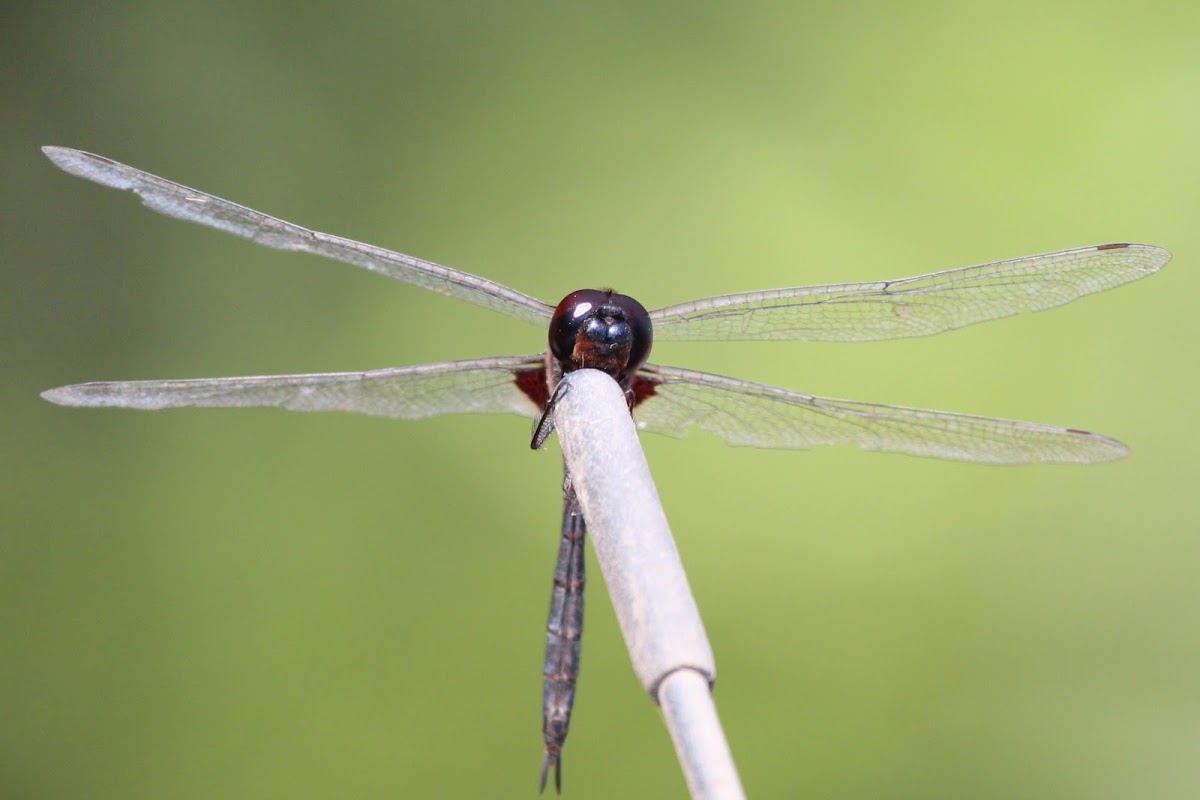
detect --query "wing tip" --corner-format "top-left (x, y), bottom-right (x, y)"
top-left (42, 382), bottom-right (120, 408)
top-left (41, 385), bottom-right (77, 406)
top-left (42, 145), bottom-right (90, 169)
top-left (1094, 241), bottom-right (1172, 272)
top-left (1062, 428), bottom-right (1131, 464)
top-left (42, 146), bottom-right (129, 189)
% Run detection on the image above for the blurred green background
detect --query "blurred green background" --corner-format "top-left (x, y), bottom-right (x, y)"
top-left (4, 2), bottom-right (1198, 798)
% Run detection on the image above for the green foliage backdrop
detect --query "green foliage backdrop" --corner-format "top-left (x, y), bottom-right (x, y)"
top-left (4, 2), bottom-right (1197, 798)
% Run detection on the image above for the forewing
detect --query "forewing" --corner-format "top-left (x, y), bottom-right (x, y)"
top-left (42, 355), bottom-right (547, 421)
top-left (632, 364), bottom-right (1129, 464)
top-left (651, 243), bottom-right (1169, 342)
top-left (42, 147), bottom-right (555, 326)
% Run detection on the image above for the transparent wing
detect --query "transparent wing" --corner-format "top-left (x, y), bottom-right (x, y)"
top-left (650, 243), bottom-right (1169, 342)
top-left (42, 355), bottom-right (546, 420)
top-left (43, 355), bottom-right (1129, 463)
top-left (632, 363), bottom-right (1129, 464)
top-left (42, 147), bottom-right (555, 326)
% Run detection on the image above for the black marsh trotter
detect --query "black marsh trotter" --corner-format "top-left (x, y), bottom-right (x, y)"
top-left (41, 146), bottom-right (1168, 791)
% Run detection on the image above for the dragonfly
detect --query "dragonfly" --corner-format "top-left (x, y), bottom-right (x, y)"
top-left (40, 146), bottom-right (1169, 792)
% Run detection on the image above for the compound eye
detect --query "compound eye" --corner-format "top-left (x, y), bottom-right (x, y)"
top-left (608, 292), bottom-right (653, 372)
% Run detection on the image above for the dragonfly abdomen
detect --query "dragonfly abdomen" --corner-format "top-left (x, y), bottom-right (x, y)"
top-left (540, 483), bottom-right (587, 793)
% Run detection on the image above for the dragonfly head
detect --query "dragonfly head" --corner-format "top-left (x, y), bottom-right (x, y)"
top-left (548, 289), bottom-right (653, 384)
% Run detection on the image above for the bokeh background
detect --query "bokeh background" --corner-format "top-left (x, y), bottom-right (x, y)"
top-left (4, 2), bottom-right (1198, 798)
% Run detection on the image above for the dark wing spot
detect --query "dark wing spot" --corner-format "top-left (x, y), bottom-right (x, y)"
top-left (514, 365), bottom-right (550, 411)
top-left (631, 375), bottom-right (660, 408)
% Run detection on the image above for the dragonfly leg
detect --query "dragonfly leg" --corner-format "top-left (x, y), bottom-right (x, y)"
top-left (531, 379), bottom-right (572, 450)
